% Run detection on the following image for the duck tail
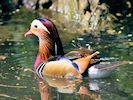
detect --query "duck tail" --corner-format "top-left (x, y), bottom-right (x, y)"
top-left (98, 61), bottom-right (133, 70)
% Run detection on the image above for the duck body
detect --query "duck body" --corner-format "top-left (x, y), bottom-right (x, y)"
top-left (36, 51), bottom-right (99, 79)
top-left (36, 57), bottom-right (79, 78)
top-left (25, 17), bottom-right (125, 79)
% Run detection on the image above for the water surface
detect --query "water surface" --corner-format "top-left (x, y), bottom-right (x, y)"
top-left (0, 9), bottom-right (133, 100)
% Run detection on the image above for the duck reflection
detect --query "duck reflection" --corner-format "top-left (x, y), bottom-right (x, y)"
top-left (35, 74), bottom-right (100, 100)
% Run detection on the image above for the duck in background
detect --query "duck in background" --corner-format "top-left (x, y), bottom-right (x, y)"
top-left (25, 17), bottom-right (130, 79)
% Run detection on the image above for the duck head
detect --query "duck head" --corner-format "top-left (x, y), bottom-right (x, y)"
top-left (25, 18), bottom-right (64, 69)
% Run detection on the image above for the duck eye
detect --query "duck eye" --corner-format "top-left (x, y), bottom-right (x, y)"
top-left (34, 25), bottom-right (38, 28)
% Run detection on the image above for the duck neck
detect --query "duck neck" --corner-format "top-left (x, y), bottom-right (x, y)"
top-left (34, 38), bottom-right (54, 70)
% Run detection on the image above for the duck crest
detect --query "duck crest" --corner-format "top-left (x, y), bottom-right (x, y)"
top-left (38, 18), bottom-right (64, 56)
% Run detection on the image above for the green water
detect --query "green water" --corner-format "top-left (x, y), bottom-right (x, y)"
top-left (0, 9), bottom-right (133, 100)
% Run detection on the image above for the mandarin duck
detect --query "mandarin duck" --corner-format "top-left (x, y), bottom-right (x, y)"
top-left (25, 17), bottom-right (128, 79)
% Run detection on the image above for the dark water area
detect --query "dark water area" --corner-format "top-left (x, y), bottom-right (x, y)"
top-left (0, 9), bottom-right (133, 100)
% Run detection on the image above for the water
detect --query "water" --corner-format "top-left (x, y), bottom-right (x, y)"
top-left (0, 9), bottom-right (133, 100)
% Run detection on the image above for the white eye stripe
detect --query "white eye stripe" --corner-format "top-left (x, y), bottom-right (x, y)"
top-left (31, 19), bottom-right (50, 34)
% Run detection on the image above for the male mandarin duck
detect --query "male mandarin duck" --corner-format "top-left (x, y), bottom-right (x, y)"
top-left (25, 17), bottom-right (128, 79)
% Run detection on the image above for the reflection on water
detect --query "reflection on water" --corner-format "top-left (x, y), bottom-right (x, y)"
top-left (0, 9), bottom-right (133, 100)
top-left (36, 75), bottom-right (100, 100)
